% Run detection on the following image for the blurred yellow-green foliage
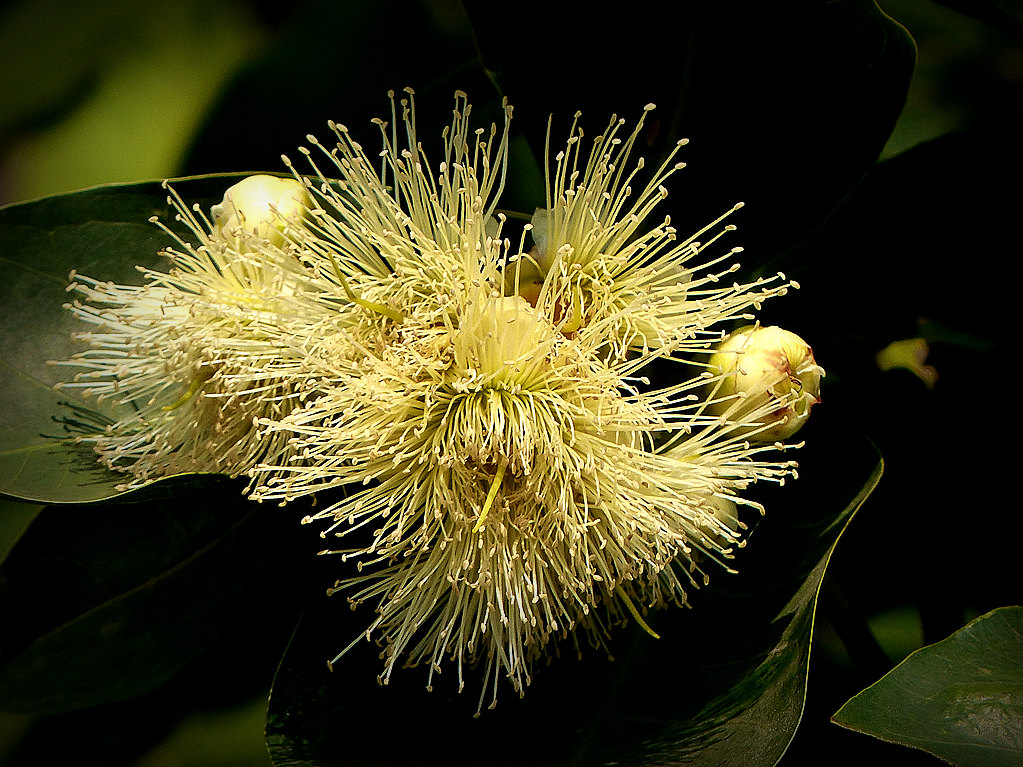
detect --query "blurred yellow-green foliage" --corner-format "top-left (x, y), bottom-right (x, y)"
top-left (0, 0), bottom-right (264, 205)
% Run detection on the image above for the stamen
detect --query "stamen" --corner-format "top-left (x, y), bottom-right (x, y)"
top-left (162, 368), bottom-right (215, 411)
top-left (615, 585), bottom-right (661, 639)
top-left (473, 455), bottom-right (509, 533)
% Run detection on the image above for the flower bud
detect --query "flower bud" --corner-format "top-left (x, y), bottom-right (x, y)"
top-left (707, 325), bottom-right (823, 441)
top-left (210, 175), bottom-right (311, 249)
top-left (454, 295), bottom-right (552, 381)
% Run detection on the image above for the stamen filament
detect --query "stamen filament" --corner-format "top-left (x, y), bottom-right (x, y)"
top-left (615, 585), bottom-right (661, 639)
top-left (473, 455), bottom-right (509, 533)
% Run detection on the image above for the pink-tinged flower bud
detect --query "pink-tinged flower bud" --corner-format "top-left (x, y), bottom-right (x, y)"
top-left (210, 175), bottom-right (311, 249)
top-left (708, 325), bottom-right (823, 441)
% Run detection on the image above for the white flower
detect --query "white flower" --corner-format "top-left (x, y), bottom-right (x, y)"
top-left (57, 89), bottom-right (814, 712)
top-left (53, 177), bottom-right (334, 487)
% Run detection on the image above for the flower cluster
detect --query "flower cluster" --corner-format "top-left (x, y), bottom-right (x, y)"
top-left (56, 89), bottom-right (817, 711)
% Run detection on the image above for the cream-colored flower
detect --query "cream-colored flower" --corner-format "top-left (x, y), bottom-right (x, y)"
top-left (57, 90), bottom-right (815, 712)
top-left (518, 107), bottom-right (791, 360)
top-left (54, 178), bottom-right (335, 487)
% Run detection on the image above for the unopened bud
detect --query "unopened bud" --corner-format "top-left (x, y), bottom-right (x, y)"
top-left (454, 295), bottom-right (552, 381)
top-left (210, 175), bottom-right (311, 249)
top-left (707, 325), bottom-right (823, 441)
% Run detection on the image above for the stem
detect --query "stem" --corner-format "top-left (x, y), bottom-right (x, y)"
top-left (328, 253), bottom-right (404, 322)
top-left (615, 585), bottom-right (661, 639)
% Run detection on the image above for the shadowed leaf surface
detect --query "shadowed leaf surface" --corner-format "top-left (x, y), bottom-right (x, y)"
top-left (0, 174), bottom-right (265, 504)
top-left (833, 606), bottom-right (1023, 767)
top-left (464, 0), bottom-right (915, 265)
top-left (0, 479), bottom-right (308, 713)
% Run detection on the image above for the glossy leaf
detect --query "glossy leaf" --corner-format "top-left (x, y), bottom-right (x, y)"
top-left (0, 479), bottom-right (307, 713)
top-left (833, 606), bottom-right (1023, 767)
top-left (264, 417), bottom-right (882, 767)
top-left (0, 174), bottom-right (255, 504)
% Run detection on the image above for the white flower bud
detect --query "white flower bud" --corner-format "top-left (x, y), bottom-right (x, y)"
top-left (454, 295), bottom-right (552, 381)
top-left (210, 175), bottom-right (311, 249)
top-left (707, 325), bottom-right (823, 441)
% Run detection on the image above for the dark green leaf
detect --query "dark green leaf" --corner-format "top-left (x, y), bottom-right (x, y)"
top-left (0, 478), bottom-right (304, 713)
top-left (0, 499), bottom-right (42, 567)
top-left (929, 0), bottom-right (1023, 33)
top-left (764, 122), bottom-right (1021, 646)
top-left (833, 606), bottom-right (1023, 767)
top-left (264, 416), bottom-right (882, 767)
top-left (465, 0), bottom-right (916, 265)
top-left (0, 174), bottom-right (256, 504)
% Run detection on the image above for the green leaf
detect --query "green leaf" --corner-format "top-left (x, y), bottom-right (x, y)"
top-left (929, 0), bottom-right (1023, 33)
top-left (0, 174), bottom-right (255, 504)
top-left (264, 417), bottom-right (882, 766)
top-left (0, 479), bottom-right (303, 713)
top-left (465, 0), bottom-right (916, 265)
top-left (833, 606), bottom-right (1023, 767)
top-left (0, 499), bottom-right (42, 567)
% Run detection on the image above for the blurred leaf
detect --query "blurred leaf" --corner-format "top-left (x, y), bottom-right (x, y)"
top-left (833, 606), bottom-right (1023, 767)
top-left (264, 417), bottom-right (881, 767)
top-left (140, 694), bottom-right (273, 767)
top-left (867, 606), bottom-right (925, 665)
top-left (929, 0), bottom-right (1023, 33)
top-left (2, 0), bottom-right (263, 203)
top-left (0, 0), bottom-right (123, 138)
top-left (0, 480), bottom-right (300, 713)
top-left (0, 174), bottom-right (256, 504)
